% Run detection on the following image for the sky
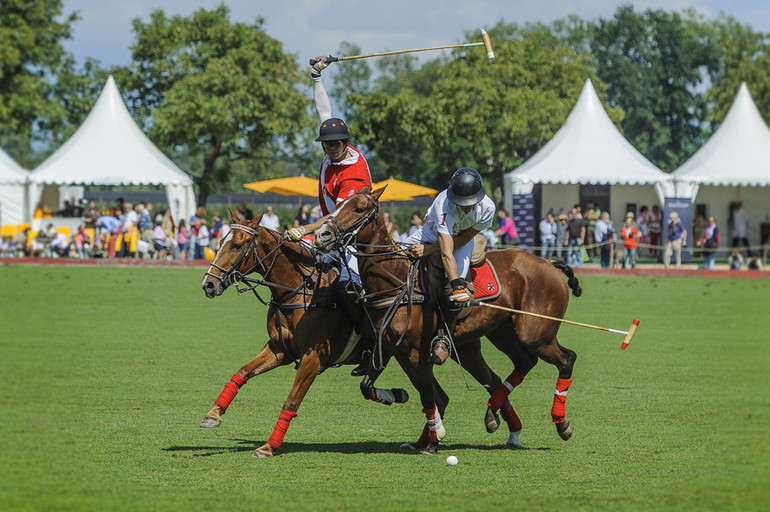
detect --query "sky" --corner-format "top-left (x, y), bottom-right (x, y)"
top-left (60, 0), bottom-right (770, 69)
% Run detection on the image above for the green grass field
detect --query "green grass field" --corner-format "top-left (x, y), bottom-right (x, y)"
top-left (1, 266), bottom-right (768, 511)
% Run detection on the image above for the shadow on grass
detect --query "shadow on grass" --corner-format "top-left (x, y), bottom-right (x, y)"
top-left (163, 438), bottom-right (551, 457)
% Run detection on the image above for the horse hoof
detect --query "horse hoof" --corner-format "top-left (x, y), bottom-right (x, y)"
top-left (199, 414), bottom-right (222, 428)
top-left (555, 421), bottom-right (573, 441)
top-left (506, 430), bottom-right (523, 449)
top-left (421, 442), bottom-right (439, 455)
top-left (484, 406), bottom-right (500, 433)
top-left (253, 444), bottom-right (275, 458)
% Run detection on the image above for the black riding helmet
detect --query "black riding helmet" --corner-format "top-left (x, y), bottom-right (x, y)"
top-left (447, 167), bottom-right (485, 207)
top-left (315, 117), bottom-right (350, 142)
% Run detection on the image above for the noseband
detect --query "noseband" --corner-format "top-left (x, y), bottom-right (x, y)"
top-left (321, 192), bottom-right (380, 249)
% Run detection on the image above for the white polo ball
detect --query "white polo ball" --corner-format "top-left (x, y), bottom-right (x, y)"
top-left (446, 455), bottom-right (458, 466)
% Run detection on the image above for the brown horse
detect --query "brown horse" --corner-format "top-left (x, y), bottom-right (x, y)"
top-left (315, 187), bottom-right (582, 453)
top-left (199, 213), bottom-right (410, 458)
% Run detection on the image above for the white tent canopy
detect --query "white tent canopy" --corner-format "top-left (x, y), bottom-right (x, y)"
top-left (503, 79), bottom-right (671, 229)
top-left (0, 149), bottom-right (29, 224)
top-left (29, 75), bottom-right (196, 225)
top-left (506, 79), bottom-right (669, 190)
top-left (671, 83), bottom-right (770, 187)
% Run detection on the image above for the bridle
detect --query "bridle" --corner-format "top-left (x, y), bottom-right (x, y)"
top-left (203, 223), bottom-right (264, 290)
top-left (320, 191), bottom-right (381, 251)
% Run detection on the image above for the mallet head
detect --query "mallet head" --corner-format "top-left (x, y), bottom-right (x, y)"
top-left (621, 319), bottom-right (640, 350)
top-left (481, 29), bottom-right (495, 59)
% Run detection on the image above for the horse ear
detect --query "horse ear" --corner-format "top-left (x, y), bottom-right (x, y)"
top-left (254, 213), bottom-right (264, 227)
top-left (371, 185), bottom-right (387, 201)
top-left (228, 207), bottom-right (239, 223)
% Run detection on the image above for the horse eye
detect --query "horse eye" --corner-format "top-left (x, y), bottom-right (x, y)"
top-left (354, 207), bottom-right (365, 213)
top-left (232, 242), bottom-right (242, 250)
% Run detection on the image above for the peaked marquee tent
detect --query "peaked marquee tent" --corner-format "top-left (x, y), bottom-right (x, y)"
top-left (503, 79), bottom-right (671, 245)
top-left (0, 149), bottom-right (28, 225)
top-left (668, 83), bottom-right (770, 246)
top-left (29, 75), bottom-right (196, 225)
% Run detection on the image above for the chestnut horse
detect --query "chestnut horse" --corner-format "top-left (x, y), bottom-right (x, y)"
top-left (315, 187), bottom-right (582, 454)
top-left (199, 214), bottom-right (410, 458)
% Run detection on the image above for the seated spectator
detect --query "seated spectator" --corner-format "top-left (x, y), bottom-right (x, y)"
top-left (407, 211), bottom-right (423, 237)
top-left (747, 253), bottom-right (762, 270)
top-left (309, 205), bottom-right (322, 224)
top-left (56, 200), bottom-right (75, 217)
top-left (74, 225), bottom-right (91, 258)
top-left (50, 232), bottom-right (69, 257)
top-left (259, 206), bottom-right (281, 231)
top-left (728, 248), bottom-right (744, 270)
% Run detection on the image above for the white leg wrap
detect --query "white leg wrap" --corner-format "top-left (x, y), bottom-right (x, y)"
top-left (506, 430), bottom-right (522, 449)
top-left (427, 407), bottom-right (445, 442)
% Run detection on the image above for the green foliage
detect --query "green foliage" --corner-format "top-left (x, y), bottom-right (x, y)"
top-left (112, 5), bottom-right (314, 206)
top-left (0, 0), bottom-right (102, 166)
top-left (587, 6), bottom-right (719, 171)
top-left (706, 15), bottom-right (770, 127)
top-left (338, 23), bottom-right (605, 193)
top-left (0, 268), bottom-right (768, 511)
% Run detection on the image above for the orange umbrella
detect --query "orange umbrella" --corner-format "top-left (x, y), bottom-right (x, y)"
top-left (371, 178), bottom-right (439, 201)
top-left (243, 176), bottom-right (318, 197)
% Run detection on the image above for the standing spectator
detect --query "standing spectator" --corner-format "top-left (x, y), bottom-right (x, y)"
top-left (692, 208), bottom-right (705, 256)
top-left (83, 200), bottom-right (99, 228)
top-left (636, 205), bottom-right (649, 256)
top-left (407, 211), bottom-right (423, 237)
top-left (555, 213), bottom-right (569, 260)
top-left (731, 201), bottom-right (750, 255)
top-left (594, 212), bottom-right (614, 268)
top-left (152, 222), bottom-right (168, 260)
top-left (259, 206), bottom-right (281, 231)
top-left (119, 202), bottom-right (138, 257)
top-left (97, 214), bottom-right (122, 259)
top-left (237, 200), bottom-right (254, 222)
top-left (584, 202), bottom-right (601, 260)
top-left (621, 213), bottom-right (640, 269)
top-left (649, 205), bottom-right (663, 256)
top-left (494, 208), bottom-right (519, 247)
top-left (538, 212), bottom-right (557, 259)
top-left (308, 205), bottom-right (322, 223)
top-left (696, 216), bottom-right (720, 270)
top-left (210, 212), bottom-right (223, 251)
top-left (196, 219), bottom-right (210, 259)
top-left (177, 220), bottom-right (189, 260)
top-left (728, 248), bottom-right (744, 270)
top-left (564, 208), bottom-right (585, 268)
top-left (188, 206), bottom-right (205, 261)
top-left (664, 211), bottom-right (687, 269)
top-left (295, 204), bottom-right (310, 226)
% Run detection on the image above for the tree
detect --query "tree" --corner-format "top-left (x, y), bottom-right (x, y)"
top-left (0, 0), bottom-right (100, 166)
top-left (113, 5), bottom-right (313, 206)
top-left (338, 22), bottom-right (611, 194)
top-left (706, 16), bottom-right (770, 127)
top-left (588, 6), bottom-right (718, 171)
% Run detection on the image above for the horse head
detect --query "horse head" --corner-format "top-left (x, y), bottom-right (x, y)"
top-left (201, 208), bottom-right (264, 298)
top-left (315, 186), bottom-right (387, 253)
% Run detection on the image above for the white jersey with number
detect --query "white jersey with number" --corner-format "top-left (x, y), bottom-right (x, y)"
top-left (406, 189), bottom-right (495, 279)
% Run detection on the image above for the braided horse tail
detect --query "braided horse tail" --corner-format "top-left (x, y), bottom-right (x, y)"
top-left (551, 261), bottom-right (582, 297)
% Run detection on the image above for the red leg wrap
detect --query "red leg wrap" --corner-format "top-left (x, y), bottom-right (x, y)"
top-left (415, 424), bottom-right (430, 450)
top-left (267, 410), bottom-right (298, 450)
top-left (500, 400), bottom-right (522, 432)
top-left (423, 405), bottom-right (444, 443)
top-left (214, 374), bottom-right (248, 410)
top-left (488, 370), bottom-right (525, 410)
top-left (551, 377), bottom-right (573, 423)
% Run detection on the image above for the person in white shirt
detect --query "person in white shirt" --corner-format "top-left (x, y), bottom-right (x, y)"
top-left (407, 167), bottom-right (495, 364)
top-left (539, 212), bottom-right (558, 259)
top-left (259, 206), bottom-right (281, 231)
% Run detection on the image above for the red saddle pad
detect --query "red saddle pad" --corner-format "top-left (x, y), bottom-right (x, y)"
top-left (469, 260), bottom-right (501, 301)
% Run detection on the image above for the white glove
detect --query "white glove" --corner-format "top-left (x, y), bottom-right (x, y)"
top-left (286, 226), bottom-right (306, 241)
top-left (311, 55), bottom-right (331, 74)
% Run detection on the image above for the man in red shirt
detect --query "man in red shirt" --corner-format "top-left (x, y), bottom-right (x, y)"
top-left (287, 56), bottom-right (373, 376)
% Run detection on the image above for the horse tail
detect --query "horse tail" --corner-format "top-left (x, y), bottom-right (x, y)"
top-left (551, 261), bottom-right (583, 297)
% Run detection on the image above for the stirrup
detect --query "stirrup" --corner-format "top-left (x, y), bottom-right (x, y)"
top-left (431, 334), bottom-right (451, 365)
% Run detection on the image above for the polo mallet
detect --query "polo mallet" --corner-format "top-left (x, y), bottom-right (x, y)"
top-left (310, 28), bottom-right (495, 67)
top-left (469, 300), bottom-right (639, 350)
